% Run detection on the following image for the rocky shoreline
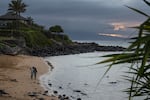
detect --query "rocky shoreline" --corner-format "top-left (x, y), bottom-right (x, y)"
top-left (30, 42), bottom-right (125, 57)
top-left (0, 41), bottom-right (126, 57)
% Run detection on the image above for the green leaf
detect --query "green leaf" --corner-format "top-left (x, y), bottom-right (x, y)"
top-left (125, 5), bottom-right (149, 17)
top-left (144, 0), bottom-right (150, 7)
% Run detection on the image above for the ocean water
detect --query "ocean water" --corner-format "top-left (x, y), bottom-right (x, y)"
top-left (39, 52), bottom-right (142, 100)
top-left (73, 40), bottom-right (130, 48)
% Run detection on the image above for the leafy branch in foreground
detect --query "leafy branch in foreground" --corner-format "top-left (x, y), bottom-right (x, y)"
top-left (99, 0), bottom-right (150, 99)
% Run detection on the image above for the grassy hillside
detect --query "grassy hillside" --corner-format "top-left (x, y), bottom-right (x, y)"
top-left (21, 28), bottom-right (52, 48)
top-left (0, 22), bottom-right (72, 48)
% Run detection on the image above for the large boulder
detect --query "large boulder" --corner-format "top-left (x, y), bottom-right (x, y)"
top-left (0, 44), bottom-right (22, 55)
top-left (0, 38), bottom-right (29, 55)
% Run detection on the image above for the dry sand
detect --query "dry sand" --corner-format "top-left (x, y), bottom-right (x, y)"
top-left (0, 55), bottom-right (58, 100)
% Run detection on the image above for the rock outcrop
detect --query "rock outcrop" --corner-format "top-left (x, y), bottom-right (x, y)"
top-left (29, 42), bottom-right (125, 57)
top-left (0, 38), bottom-right (125, 56)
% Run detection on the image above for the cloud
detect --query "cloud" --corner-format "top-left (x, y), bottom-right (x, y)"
top-left (0, 0), bottom-right (147, 40)
top-left (109, 22), bottom-right (141, 31)
top-left (110, 23), bottom-right (126, 31)
top-left (98, 33), bottom-right (128, 38)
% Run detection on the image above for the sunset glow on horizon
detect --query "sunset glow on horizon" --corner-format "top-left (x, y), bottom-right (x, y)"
top-left (110, 23), bottom-right (126, 31)
top-left (98, 33), bottom-right (128, 38)
top-left (110, 22), bottom-right (141, 31)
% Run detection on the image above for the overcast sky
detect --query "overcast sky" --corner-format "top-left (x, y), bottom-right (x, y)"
top-left (0, 0), bottom-right (149, 40)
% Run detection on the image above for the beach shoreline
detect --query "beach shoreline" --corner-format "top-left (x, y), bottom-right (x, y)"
top-left (0, 55), bottom-right (58, 100)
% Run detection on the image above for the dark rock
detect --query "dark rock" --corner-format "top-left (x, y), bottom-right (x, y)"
top-left (10, 79), bottom-right (17, 82)
top-left (48, 83), bottom-right (52, 87)
top-left (59, 86), bottom-right (63, 89)
top-left (29, 42), bottom-right (126, 57)
top-left (58, 95), bottom-right (62, 99)
top-left (46, 61), bottom-right (54, 70)
top-left (65, 96), bottom-right (69, 99)
top-left (38, 98), bottom-right (45, 100)
top-left (0, 39), bottom-right (126, 56)
top-left (53, 90), bottom-right (58, 94)
top-left (77, 98), bottom-right (82, 100)
top-left (62, 94), bottom-right (66, 98)
top-left (0, 90), bottom-right (9, 96)
top-left (27, 92), bottom-right (37, 97)
top-left (1, 45), bottom-right (22, 55)
top-left (0, 38), bottom-right (28, 55)
top-left (73, 90), bottom-right (81, 93)
top-left (109, 82), bottom-right (117, 84)
top-left (80, 92), bottom-right (87, 96)
top-left (44, 91), bottom-right (48, 94)
top-left (43, 91), bottom-right (48, 95)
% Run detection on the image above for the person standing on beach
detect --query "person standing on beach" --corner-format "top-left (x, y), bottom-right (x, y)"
top-left (30, 66), bottom-right (38, 80)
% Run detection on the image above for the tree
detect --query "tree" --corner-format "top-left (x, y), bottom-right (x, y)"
top-left (49, 25), bottom-right (64, 33)
top-left (8, 0), bottom-right (27, 15)
top-left (99, 0), bottom-right (150, 100)
top-left (27, 17), bottom-right (34, 25)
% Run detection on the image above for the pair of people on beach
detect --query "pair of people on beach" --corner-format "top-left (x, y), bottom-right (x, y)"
top-left (30, 66), bottom-right (37, 80)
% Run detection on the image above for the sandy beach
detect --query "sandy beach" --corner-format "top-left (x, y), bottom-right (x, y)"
top-left (0, 55), bottom-right (58, 100)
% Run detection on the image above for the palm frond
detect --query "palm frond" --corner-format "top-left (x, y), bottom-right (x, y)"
top-left (144, 0), bottom-right (150, 7)
top-left (99, 1), bottom-right (150, 99)
top-left (125, 5), bottom-right (149, 17)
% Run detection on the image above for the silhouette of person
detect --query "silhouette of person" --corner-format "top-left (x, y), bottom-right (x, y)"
top-left (30, 66), bottom-right (37, 79)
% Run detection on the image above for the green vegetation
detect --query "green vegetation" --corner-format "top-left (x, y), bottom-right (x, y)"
top-left (99, 0), bottom-right (150, 100)
top-left (0, 37), bottom-right (13, 41)
top-left (0, 22), bottom-right (72, 48)
top-left (21, 27), bottom-right (52, 48)
top-left (27, 17), bottom-right (34, 25)
top-left (49, 25), bottom-right (64, 33)
top-left (52, 34), bottom-right (72, 44)
top-left (0, 0), bottom-right (72, 48)
top-left (0, 42), bottom-right (5, 48)
top-left (0, 21), bottom-right (51, 48)
top-left (8, 0), bottom-right (27, 15)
